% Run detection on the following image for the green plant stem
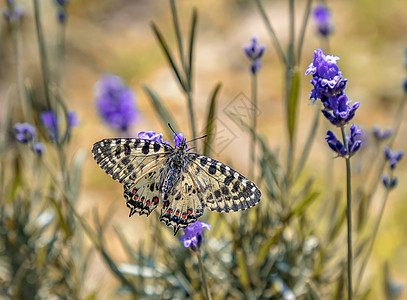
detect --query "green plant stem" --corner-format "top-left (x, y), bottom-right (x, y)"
top-left (296, 0), bottom-right (313, 63)
top-left (255, 0), bottom-right (287, 66)
top-left (249, 73), bottom-right (257, 179)
top-left (56, 22), bottom-right (66, 88)
top-left (355, 185), bottom-right (390, 294)
top-left (341, 126), bottom-right (353, 300)
top-left (11, 20), bottom-right (30, 121)
top-left (170, 0), bottom-right (186, 73)
top-left (33, 0), bottom-right (52, 110)
top-left (196, 250), bottom-right (212, 300)
top-left (186, 90), bottom-right (197, 146)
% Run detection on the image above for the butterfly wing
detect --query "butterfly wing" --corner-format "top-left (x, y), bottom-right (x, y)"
top-left (159, 168), bottom-right (205, 234)
top-left (186, 153), bottom-right (261, 212)
top-left (92, 138), bottom-right (173, 216)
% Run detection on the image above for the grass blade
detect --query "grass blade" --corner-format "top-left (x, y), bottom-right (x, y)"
top-left (203, 82), bottom-right (222, 156)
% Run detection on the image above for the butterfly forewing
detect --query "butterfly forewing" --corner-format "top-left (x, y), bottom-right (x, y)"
top-left (186, 153), bottom-right (261, 212)
top-left (92, 138), bottom-right (172, 185)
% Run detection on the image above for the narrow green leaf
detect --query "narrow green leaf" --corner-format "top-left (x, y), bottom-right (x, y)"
top-left (203, 82), bottom-right (222, 156)
top-left (170, 0), bottom-right (186, 74)
top-left (142, 85), bottom-right (178, 138)
top-left (287, 69), bottom-right (300, 143)
top-left (236, 249), bottom-right (250, 290)
top-left (151, 22), bottom-right (187, 91)
top-left (187, 8), bottom-right (198, 88)
top-left (288, 190), bottom-right (319, 220)
top-left (256, 224), bottom-right (283, 266)
top-left (69, 150), bottom-right (85, 201)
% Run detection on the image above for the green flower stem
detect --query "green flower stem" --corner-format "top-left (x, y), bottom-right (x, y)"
top-left (255, 0), bottom-right (287, 66)
top-left (196, 250), bottom-right (212, 300)
top-left (187, 90), bottom-right (197, 146)
top-left (11, 20), bottom-right (31, 121)
top-left (355, 184), bottom-right (390, 294)
top-left (341, 126), bottom-right (353, 300)
top-left (249, 73), bottom-right (258, 179)
top-left (55, 22), bottom-right (66, 88)
top-left (296, 0), bottom-right (313, 63)
top-left (33, 0), bottom-right (52, 110)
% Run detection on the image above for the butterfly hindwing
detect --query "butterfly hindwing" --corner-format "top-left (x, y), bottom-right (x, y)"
top-left (159, 170), bottom-right (204, 234)
top-left (186, 153), bottom-right (261, 212)
top-left (92, 138), bottom-right (172, 185)
top-left (124, 170), bottom-right (161, 217)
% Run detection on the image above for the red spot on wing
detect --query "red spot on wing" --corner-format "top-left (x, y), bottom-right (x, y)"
top-left (187, 209), bottom-right (193, 215)
top-left (133, 195), bottom-right (138, 200)
top-left (182, 213), bottom-right (187, 219)
top-left (175, 211), bottom-right (179, 216)
top-left (153, 196), bottom-right (159, 204)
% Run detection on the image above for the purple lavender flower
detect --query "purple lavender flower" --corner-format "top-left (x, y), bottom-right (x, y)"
top-left (382, 174), bottom-right (398, 189)
top-left (305, 49), bottom-right (347, 101)
top-left (312, 4), bottom-right (333, 37)
top-left (40, 111), bottom-right (59, 141)
top-left (347, 124), bottom-right (362, 155)
top-left (173, 132), bottom-right (185, 148)
top-left (32, 142), bottom-right (45, 155)
top-left (243, 36), bottom-right (265, 74)
top-left (384, 147), bottom-right (404, 170)
top-left (321, 94), bottom-right (360, 127)
top-left (178, 220), bottom-right (211, 251)
top-left (57, 9), bottom-right (66, 24)
top-left (94, 74), bottom-right (139, 133)
top-left (54, 0), bottom-right (69, 6)
top-left (325, 131), bottom-right (347, 157)
top-left (403, 78), bottom-right (407, 94)
top-left (14, 122), bottom-right (35, 144)
top-left (372, 126), bottom-right (392, 142)
top-left (67, 111), bottom-right (79, 128)
top-left (325, 124), bottom-right (362, 157)
top-left (3, 3), bottom-right (24, 22)
top-left (137, 131), bottom-right (170, 145)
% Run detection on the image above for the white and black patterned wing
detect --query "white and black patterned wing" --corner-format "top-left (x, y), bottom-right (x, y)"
top-left (159, 170), bottom-right (205, 234)
top-left (92, 138), bottom-right (173, 216)
top-left (92, 138), bottom-right (173, 185)
top-left (186, 153), bottom-right (261, 212)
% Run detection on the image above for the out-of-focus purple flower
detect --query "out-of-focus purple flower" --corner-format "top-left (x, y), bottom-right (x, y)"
top-left (54, 0), bottom-right (69, 6)
top-left (312, 4), bottom-right (333, 37)
top-left (305, 49), bottom-right (347, 101)
top-left (137, 131), bottom-right (170, 145)
top-left (3, 3), bottom-right (24, 21)
top-left (321, 94), bottom-right (360, 127)
top-left (243, 36), bottom-right (265, 74)
top-left (57, 9), bottom-right (66, 24)
top-left (325, 131), bottom-right (347, 157)
top-left (178, 220), bottom-right (211, 251)
top-left (40, 111), bottom-right (59, 141)
top-left (384, 147), bottom-right (404, 170)
top-left (382, 174), bottom-right (398, 189)
top-left (32, 142), bottom-right (45, 155)
top-left (94, 74), bottom-right (139, 133)
top-left (14, 122), bottom-right (35, 144)
top-left (67, 111), bottom-right (79, 128)
top-left (403, 78), bottom-right (407, 94)
top-left (372, 126), bottom-right (392, 142)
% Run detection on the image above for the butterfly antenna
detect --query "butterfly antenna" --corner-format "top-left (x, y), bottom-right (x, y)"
top-left (168, 123), bottom-right (176, 134)
top-left (187, 135), bottom-right (207, 144)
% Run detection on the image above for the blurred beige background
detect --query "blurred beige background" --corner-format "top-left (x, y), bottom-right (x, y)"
top-left (1, 0), bottom-right (406, 298)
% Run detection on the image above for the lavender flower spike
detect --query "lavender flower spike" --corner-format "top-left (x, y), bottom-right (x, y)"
top-left (137, 131), bottom-right (170, 145)
top-left (179, 220), bottom-right (211, 251)
top-left (40, 111), bottom-right (59, 141)
top-left (321, 94), bottom-right (360, 127)
top-left (14, 122), bottom-right (36, 144)
top-left (243, 36), bottom-right (265, 74)
top-left (372, 126), bottom-right (392, 142)
top-left (94, 73), bottom-right (139, 133)
top-left (312, 4), bottom-right (333, 37)
top-left (325, 131), bottom-right (347, 157)
top-left (384, 147), bottom-right (404, 170)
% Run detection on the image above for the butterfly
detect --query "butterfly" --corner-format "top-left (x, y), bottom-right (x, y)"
top-left (92, 133), bottom-right (261, 234)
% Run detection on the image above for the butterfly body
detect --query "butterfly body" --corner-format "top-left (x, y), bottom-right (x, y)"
top-left (92, 137), bottom-right (261, 234)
